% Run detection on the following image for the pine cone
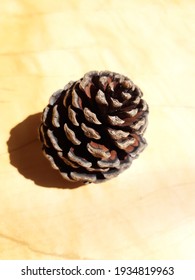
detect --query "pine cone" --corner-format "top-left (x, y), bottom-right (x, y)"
top-left (39, 71), bottom-right (149, 183)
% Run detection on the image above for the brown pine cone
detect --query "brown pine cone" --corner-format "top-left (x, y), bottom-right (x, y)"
top-left (39, 71), bottom-right (149, 183)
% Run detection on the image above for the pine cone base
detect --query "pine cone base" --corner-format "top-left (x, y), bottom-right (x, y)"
top-left (39, 71), bottom-right (149, 183)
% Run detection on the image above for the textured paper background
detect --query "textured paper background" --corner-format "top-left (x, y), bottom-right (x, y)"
top-left (0, 0), bottom-right (195, 259)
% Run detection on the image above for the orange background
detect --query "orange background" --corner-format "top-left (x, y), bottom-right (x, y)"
top-left (1, 0), bottom-right (195, 259)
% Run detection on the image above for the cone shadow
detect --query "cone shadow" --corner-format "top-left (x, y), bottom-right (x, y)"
top-left (7, 113), bottom-right (83, 189)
